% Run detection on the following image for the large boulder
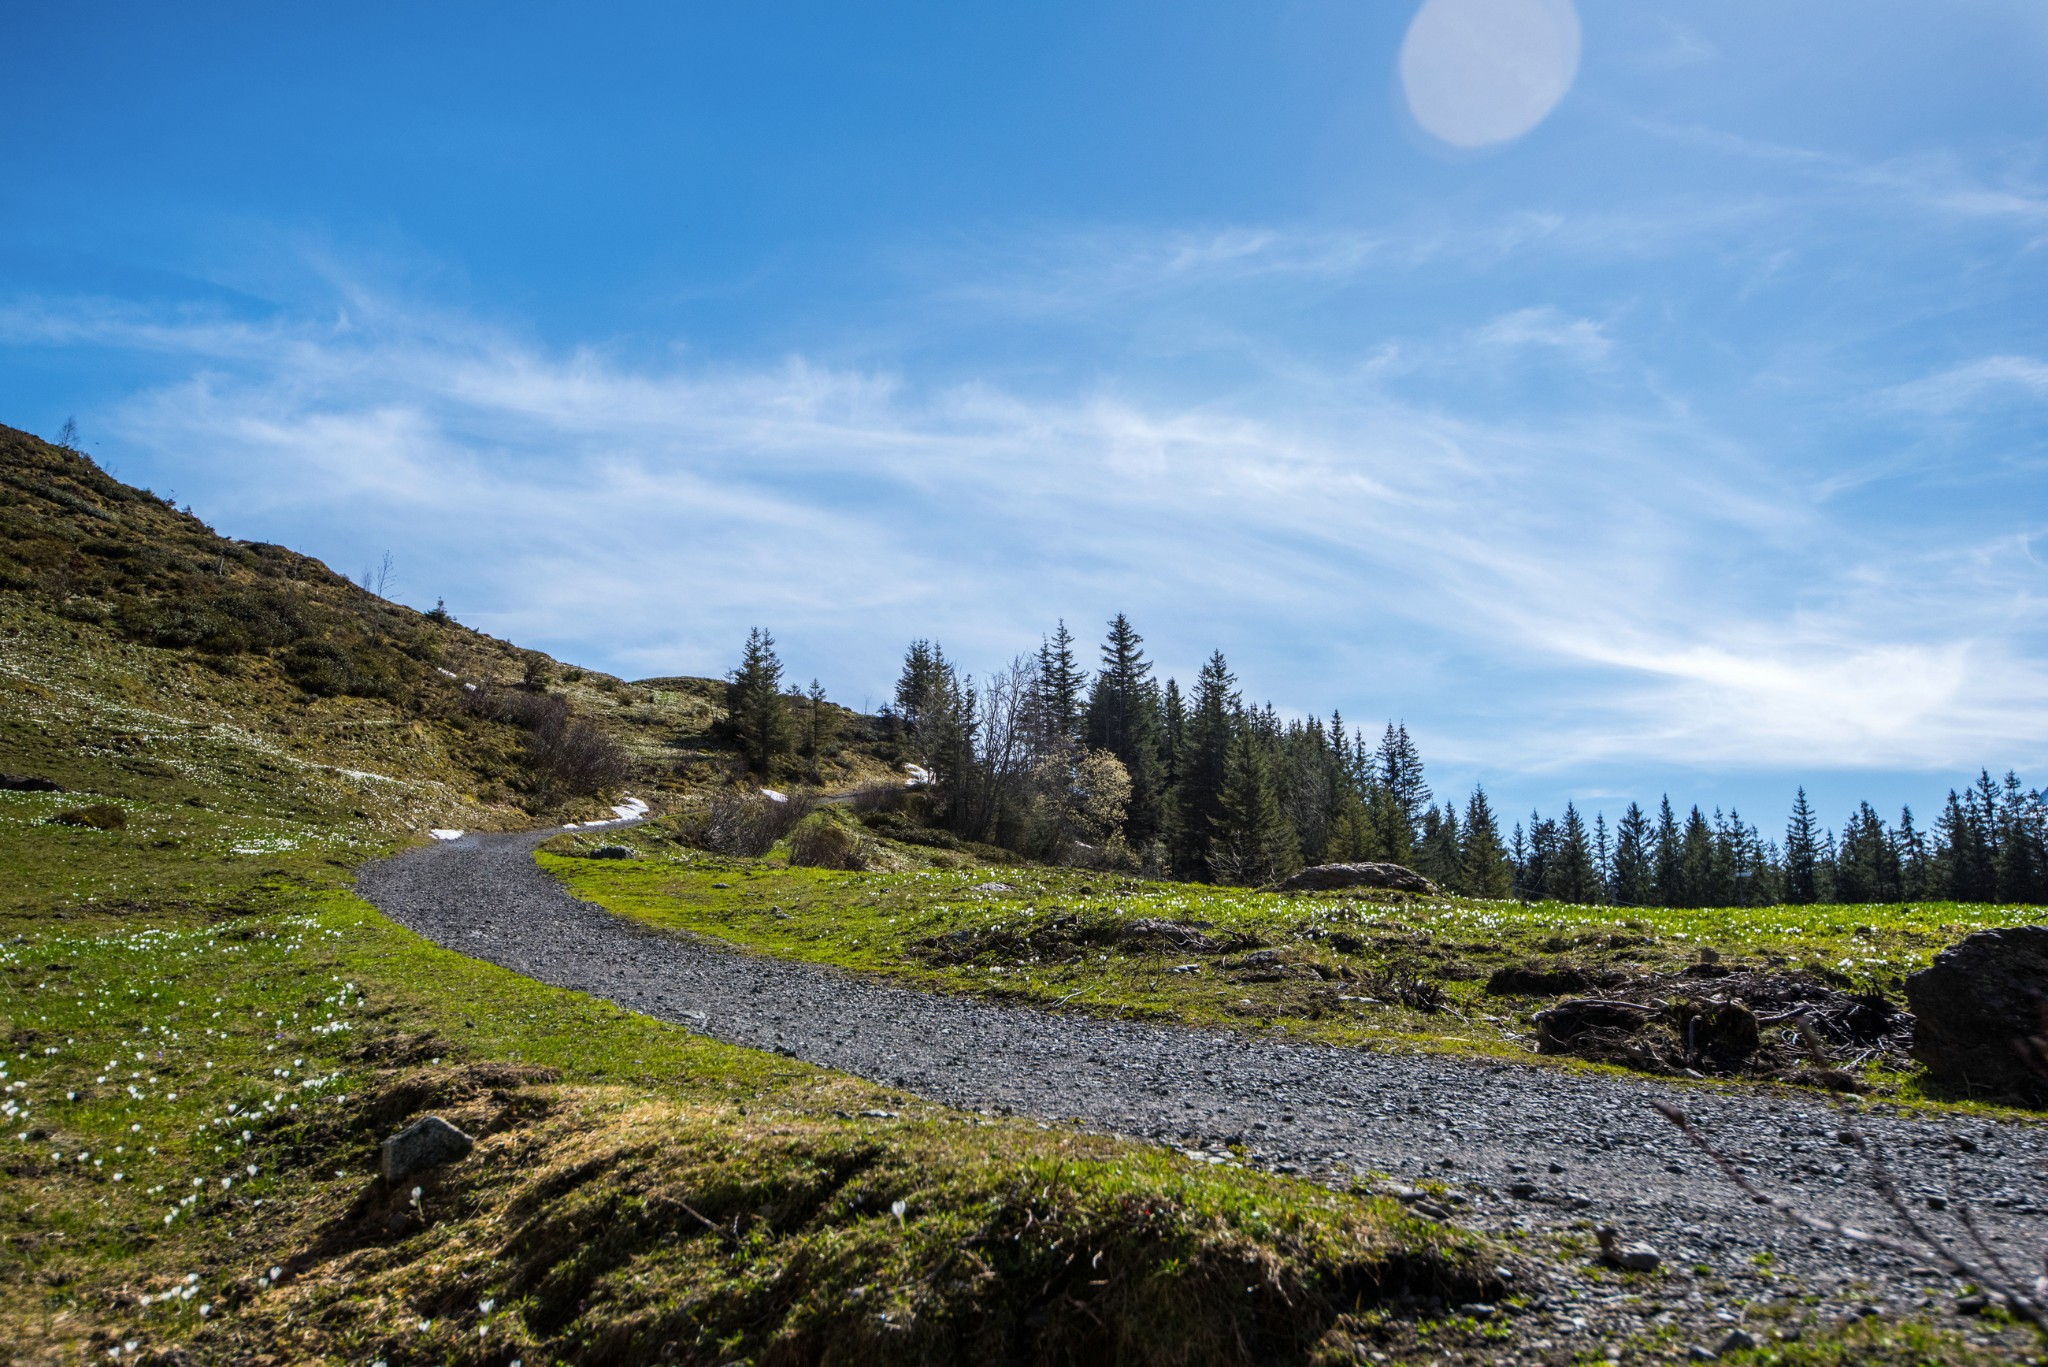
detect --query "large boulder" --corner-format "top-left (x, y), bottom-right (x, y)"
top-left (1275, 862), bottom-right (1437, 895)
top-left (1907, 926), bottom-right (2048, 1104)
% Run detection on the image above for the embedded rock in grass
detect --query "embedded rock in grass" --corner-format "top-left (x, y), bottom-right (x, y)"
top-left (1908, 925), bottom-right (2048, 1104)
top-left (1275, 862), bottom-right (1436, 895)
top-left (588, 844), bottom-right (635, 859)
top-left (46, 803), bottom-right (125, 830)
top-left (0, 773), bottom-right (64, 792)
top-left (381, 1114), bottom-right (475, 1183)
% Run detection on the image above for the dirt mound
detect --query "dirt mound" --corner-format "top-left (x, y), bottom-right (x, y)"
top-left (915, 914), bottom-right (1260, 965)
top-left (1529, 967), bottom-right (1911, 1086)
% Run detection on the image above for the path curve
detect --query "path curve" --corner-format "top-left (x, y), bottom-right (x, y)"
top-left (359, 829), bottom-right (2047, 1303)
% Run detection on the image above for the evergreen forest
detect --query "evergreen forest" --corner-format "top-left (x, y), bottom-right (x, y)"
top-left (726, 615), bottom-right (2048, 906)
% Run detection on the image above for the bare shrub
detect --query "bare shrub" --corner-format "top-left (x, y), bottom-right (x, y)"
top-left (1656, 1023), bottom-right (2048, 1331)
top-left (526, 715), bottom-right (629, 801)
top-left (466, 683), bottom-right (629, 802)
top-left (787, 813), bottom-right (870, 871)
top-left (684, 789), bottom-right (813, 857)
top-left (851, 781), bottom-right (912, 816)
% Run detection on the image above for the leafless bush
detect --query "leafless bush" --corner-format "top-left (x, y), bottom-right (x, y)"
top-left (683, 789), bottom-right (813, 857)
top-left (851, 781), bottom-right (913, 816)
top-left (526, 715), bottom-right (629, 801)
top-left (787, 815), bottom-right (870, 870)
top-left (1655, 1023), bottom-right (2047, 1332)
top-left (467, 682), bottom-right (629, 802)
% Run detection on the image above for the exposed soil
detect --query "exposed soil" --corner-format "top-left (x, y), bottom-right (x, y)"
top-left (1489, 961), bottom-right (1914, 1085)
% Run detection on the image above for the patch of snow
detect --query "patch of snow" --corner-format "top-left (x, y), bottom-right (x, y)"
top-left (429, 829), bottom-right (465, 842)
top-left (606, 796), bottom-right (650, 822)
top-left (903, 764), bottom-right (933, 787)
top-left (760, 788), bottom-right (787, 804)
top-left (332, 767), bottom-right (399, 784)
top-left (462, 682), bottom-right (478, 692)
top-left (436, 668), bottom-right (458, 679)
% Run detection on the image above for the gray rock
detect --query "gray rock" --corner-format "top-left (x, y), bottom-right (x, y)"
top-left (1716, 1328), bottom-right (1758, 1354)
top-left (1595, 1226), bottom-right (1661, 1271)
top-left (588, 844), bottom-right (635, 859)
top-left (0, 774), bottom-right (63, 792)
top-left (1907, 925), bottom-right (2048, 1103)
top-left (1274, 862), bottom-right (1437, 894)
top-left (380, 1115), bottom-right (474, 1184)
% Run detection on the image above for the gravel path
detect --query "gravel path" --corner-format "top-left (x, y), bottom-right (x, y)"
top-left (360, 829), bottom-right (2048, 1332)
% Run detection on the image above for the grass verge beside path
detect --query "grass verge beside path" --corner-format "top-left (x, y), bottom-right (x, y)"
top-left (2, 802), bottom-right (1520, 1367)
top-left (547, 836), bottom-right (2043, 1107)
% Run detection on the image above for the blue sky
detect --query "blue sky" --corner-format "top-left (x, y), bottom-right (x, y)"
top-left (4, 1), bottom-right (2045, 835)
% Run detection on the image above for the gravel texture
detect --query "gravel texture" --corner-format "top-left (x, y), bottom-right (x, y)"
top-left (360, 829), bottom-right (2048, 1344)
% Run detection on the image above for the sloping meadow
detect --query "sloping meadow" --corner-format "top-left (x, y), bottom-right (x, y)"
top-left (0, 809), bottom-right (1511, 1366)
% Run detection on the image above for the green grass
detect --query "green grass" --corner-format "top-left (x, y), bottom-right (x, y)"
top-left (0, 796), bottom-right (1527, 1365)
top-left (550, 831), bottom-right (2044, 1104)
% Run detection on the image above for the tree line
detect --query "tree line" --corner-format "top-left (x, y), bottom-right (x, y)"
top-left (724, 617), bottom-right (2047, 904)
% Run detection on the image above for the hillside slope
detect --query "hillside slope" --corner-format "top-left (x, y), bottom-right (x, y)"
top-left (0, 424), bottom-right (895, 837)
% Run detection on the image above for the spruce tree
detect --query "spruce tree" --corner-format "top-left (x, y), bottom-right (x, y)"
top-left (1416, 804), bottom-right (1462, 889)
top-left (726, 628), bottom-right (795, 775)
top-left (1676, 806), bottom-right (1718, 907)
top-left (1610, 802), bottom-right (1654, 907)
top-left (1592, 812), bottom-right (1612, 904)
top-left (1935, 789), bottom-right (1992, 902)
top-left (1896, 805), bottom-right (1930, 901)
top-left (1208, 714), bottom-right (1298, 885)
top-left (1784, 787), bottom-right (1822, 904)
top-left (1547, 802), bottom-right (1599, 904)
top-left (1835, 801), bottom-right (1899, 903)
top-left (1995, 772), bottom-right (2048, 904)
top-left (1652, 796), bottom-right (1683, 906)
top-left (1083, 615), bottom-right (1167, 846)
top-left (1032, 620), bottom-right (1088, 749)
top-left (1374, 722), bottom-right (1432, 841)
top-left (1459, 786), bottom-right (1513, 898)
top-left (1171, 650), bottom-right (1237, 878)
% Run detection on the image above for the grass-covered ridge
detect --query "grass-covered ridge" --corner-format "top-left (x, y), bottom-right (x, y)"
top-left (550, 831), bottom-right (2043, 1101)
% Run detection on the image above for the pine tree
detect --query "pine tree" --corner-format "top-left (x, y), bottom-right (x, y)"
top-left (1374, 723), bottom-right (1432, 840)
top-left (1835, 801), bottom-right (1900, 904)
top-left (1160, 678), bottom-right (1186, 788)
top-left (1208, 714), bottom-right (1298, 885)
top-left (1784, 788), bottom-right (1822, 905)
top-left (1652, 796), bottom-right (1683, 906)
top-left (1083, 615), bottom-right (1167, 846)
top-left (1676, 806), bottom-right (1718, 908)
top-left (1032, 620), bottom-right (1088, 749)
top-left (801, 678), bottom-right (834, 763)
top-left (1170, 650), bottom-right (1237, 878)
top-left (1592, 812), bottom-right (1612, 904)
top-left (1995, 772), bottom-right (2048, 904)
top-left (1610, 802), bottom-right (1654, 907)
top-left (1459, 786), bottom-right (1513, 898)
top-left (1547, 802), bottom-right (1600, 904)
top-left (1896, 805), bottom-right (1931, 901)
top-left (1936, 788), bottom-right (1993, 901)
top-left (726, 628), bottom-right (795, 775)
top-left (1416, 803), bottom-right (1462, 889)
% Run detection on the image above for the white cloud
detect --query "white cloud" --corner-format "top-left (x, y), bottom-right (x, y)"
top-left (1888, 354), bottom-right (2048, 413)
top-left (11, 273), bottom-right (2044, 783)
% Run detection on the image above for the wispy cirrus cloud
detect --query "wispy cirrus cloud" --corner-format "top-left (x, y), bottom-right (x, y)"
top-left (10, 272), bottom-right (2041, 785)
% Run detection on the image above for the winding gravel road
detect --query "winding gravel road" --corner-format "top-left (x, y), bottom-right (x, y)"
top-left (360, 828), bottom-right (2048, 1319)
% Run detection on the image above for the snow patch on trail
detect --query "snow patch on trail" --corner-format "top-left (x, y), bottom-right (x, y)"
top-left (760, 788), bottom-right (788, 804)
top-left (429, 829), bottom-right (465, 842)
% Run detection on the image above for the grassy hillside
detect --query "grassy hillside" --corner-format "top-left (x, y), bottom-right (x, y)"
top-left (0, 425), bottom-right (900, 836)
